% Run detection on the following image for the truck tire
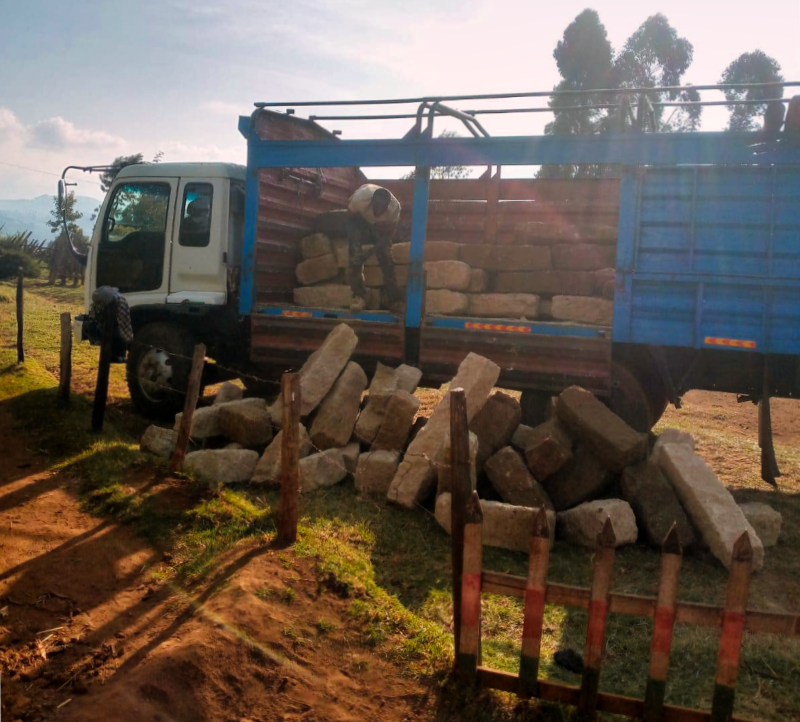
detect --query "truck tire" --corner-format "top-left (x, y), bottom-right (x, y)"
top-left (126, 323), bottom-right (198, 419)
top-left (608, 362), bottom-right (652, 433)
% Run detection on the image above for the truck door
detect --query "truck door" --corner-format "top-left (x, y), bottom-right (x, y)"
top-left (93, 178), bottom-right (178, 306)
top-left (167, 179), bottom-right (228, 304)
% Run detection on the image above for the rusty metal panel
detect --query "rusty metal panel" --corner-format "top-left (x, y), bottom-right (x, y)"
top-left (250, 316), bottom-right (404, 378)
top-left (419, 326), bottom-right (611, 395)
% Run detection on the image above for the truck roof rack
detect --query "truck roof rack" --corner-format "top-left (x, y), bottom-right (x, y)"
top-left (253, 82), bottom-right (800, 138)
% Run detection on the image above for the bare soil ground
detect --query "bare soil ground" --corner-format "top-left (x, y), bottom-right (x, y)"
top-left (0, 407), bottom-right (429, 722)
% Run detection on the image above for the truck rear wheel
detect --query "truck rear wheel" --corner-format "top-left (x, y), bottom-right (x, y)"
top-left (608, 362), bottom-right (653, 433)
top-left (126, 323), bottom-right (199, 419)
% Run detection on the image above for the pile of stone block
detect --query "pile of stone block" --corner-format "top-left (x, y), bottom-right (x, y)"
top-left (290, 223), bottom-right (616, 324)
top-left (139, 322), bottom-right (781, 570)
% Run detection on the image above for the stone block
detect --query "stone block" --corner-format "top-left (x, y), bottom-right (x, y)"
top-left (332, 238), bottom-right (350, 268)
top-left (658, 444), bottom-right (764, 570)
top-left (300, 233), bottom-right (333, 260)
top-left (542, 447), bottom-right (614, 511)
top-left (556, 386), bottom-right (647, 472)
top-left (213, 382), bottom-right (243, 405)
top-left (293, 284), bottom-right (355, 309)
top-left (369, 361), bottom-right (401, 399)
top-left (174, 397), bottom-right (265, 440)
top-left (557, 499), bottom-right (638, 548)
top-left (391, 241), bottom-right (461, 264)
top-left (271, 324), bottom-right (358, 426)
top-left (493, 271), bottom-right (596, 296)
top-left (388, 352), bottom-right (500, 509)
top-left (309, 361), bottom-right (368, 450)
top-left (552, 244), bottom-right (616, 271)
top-left (426, 289), bottom-right (468, 315)
top-left (514, 222), bottom-right (618, 246)
top-left (219, 403), bottom-right (273, 448)
top-left (621, 461), bottom-right (696, 550)
top-left (251, 424), bottom-right (313, 485)
top-left (510, 424), bottom-right (535, 451)
top-left (524, 419), bottom-right (574, 481)
top-left (184, 449), bottom-right (259, 485)
top-left (651, 429), bottom-right (695, 465)
top-left (436, 493), bottom-right (556, 550)
top-left (469, 391), bottom-right (522, 470)
top-left (395, 364), bottom-right (423, 393)
top-left (468, 268), bottom-right (489, 293)
top-left (425, 260), bottom-right (471, 291)
top-left (485, 446), bottom-right (554, 510)
top-left (551, 296), bottom-right (614, 326)
top-left (300, 449), bottom-right (348, 492)
top-left (296, 254), bottom-right (339, 285)
top-left (372, 390), bottom-right (420, 452)
top-left (467, 293), bottom-right (540, 319)
top-left (354, 398), bottom-right (389, 445)
top-left (355, 451), bottom-right (401, 495)
top-left (738, 502), bottom-right (781, 548)
top-left (436, 430), bottom-right (478, 496)
top-left (460, 244), bottom-right (552, 272)
top-left (341, 442), bottom-right (361, 476)
top-left (140, 426), bottom-right (176, 459)
top-left (594, 268), bottom-right (616, 299)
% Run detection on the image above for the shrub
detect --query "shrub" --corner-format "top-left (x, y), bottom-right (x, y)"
top-left (0, 248), bottom-right (41, 280)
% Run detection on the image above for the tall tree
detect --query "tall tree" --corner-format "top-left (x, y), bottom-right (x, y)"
top-left (46, 192), bottom-right (88, 285)
top-left (539, 10), bottom-right (614, 178)
top-left (99, 153), bottom-right (144, 193)
top-left (610, 14), bottom-right (699, 132)
top-left (719, 51), bottom-right (784, 131)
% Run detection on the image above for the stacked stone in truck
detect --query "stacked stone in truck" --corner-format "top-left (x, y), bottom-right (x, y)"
top-left (291, 212), bottom-right (617, 323)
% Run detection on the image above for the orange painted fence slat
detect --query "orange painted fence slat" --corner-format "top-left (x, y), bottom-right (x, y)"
top-left (449, 492), bottom-right (782, 722)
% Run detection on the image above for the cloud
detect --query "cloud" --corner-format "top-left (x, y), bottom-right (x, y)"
top-left (29, 116), bottom-right (126, 149)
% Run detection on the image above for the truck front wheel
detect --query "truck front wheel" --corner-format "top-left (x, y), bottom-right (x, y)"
top-left (126, 323), bottom-right (199, 419)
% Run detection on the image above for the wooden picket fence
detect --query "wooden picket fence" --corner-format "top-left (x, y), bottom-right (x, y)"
top-left (447, 393), bottom-right (799, 722)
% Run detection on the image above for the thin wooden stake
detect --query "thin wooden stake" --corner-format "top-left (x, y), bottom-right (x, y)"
top-left (457, 490), bottom-right (483, 684)
top-left (711, 533), bottom-right (754, 722)
top-left (644, 524), bottom-right (683, 722)
top-left (579, 517), bottom-right (617, 718)
top-left (16, 268), bottom-right (24, 363)
top-left (277, 373), bottom-right (301, 545)
top-left (450, 387), bottom-right (470, 669)
top-left (58, 312), bottom-right (72, 402)
top-left (518, 507), bottom-right (551, 699)
top-left (91, 301), bottom-right (117, 432)
top-left (169, 343), bottom-right (207, 472)
top-left (758, 356), bottom-right (780, 485)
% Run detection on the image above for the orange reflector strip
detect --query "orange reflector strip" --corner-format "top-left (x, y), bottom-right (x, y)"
top-left (704, 336), bottom-right (757, 349)
top-left (282, 310), bottom-right (313, 318)
top-left (465, 323), bottom-right (532, 334)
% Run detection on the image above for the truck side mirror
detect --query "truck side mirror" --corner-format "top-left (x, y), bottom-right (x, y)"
top-left (57, 179), bottom-right (67, 211)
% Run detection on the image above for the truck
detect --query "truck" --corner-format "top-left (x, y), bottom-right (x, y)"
top-left (61, 85), bottom-right (800, 478)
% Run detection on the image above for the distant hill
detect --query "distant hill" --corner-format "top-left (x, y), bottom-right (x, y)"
top-left (0, 195), bottom-right (101, 242)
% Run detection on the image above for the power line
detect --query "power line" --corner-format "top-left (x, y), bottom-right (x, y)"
top-left (0, 160), bottom-right (103, 187)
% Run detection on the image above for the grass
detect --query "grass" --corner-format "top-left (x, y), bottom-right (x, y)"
top-left (2, 278), bottom-right (800, 720)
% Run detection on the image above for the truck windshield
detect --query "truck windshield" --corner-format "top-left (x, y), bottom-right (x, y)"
top-left (96, 182), bottom-right (170, 293)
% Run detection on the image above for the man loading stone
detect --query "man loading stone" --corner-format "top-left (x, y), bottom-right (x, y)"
top-left (345, 184), bottom-right (403, 313)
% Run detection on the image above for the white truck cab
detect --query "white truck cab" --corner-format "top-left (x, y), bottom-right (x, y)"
top-left (83, 162), bottom-right (246, 313)
top-left (73, 162), bottom-right (247, 417)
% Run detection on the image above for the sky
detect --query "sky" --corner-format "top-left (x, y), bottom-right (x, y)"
top-left (1, 0), bottom-right (799, 199)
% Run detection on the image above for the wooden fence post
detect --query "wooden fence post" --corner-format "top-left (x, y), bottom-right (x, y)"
top-left (169, 343), bottom-right (207, 472)
top-left (519, 507), bottom-right (551, 699)
top-left (277, 373), bottom-right (301, 545)
top-left (91, 301), bottom-right (117, 432)
top-left (16, 268), bottom-right (24, 363)
top-left (457, 490), bottom-right (483, 684)
top-left (58, 312), bottom-right (72, 402)
top-left (710, 532), bottom-right (754, 722)
top-left (579, 517), bottom-right (616, 718)
top-left (450, 387), bottom-right (470, 669)
top-left (644, 524), bottom-right (683, 722)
